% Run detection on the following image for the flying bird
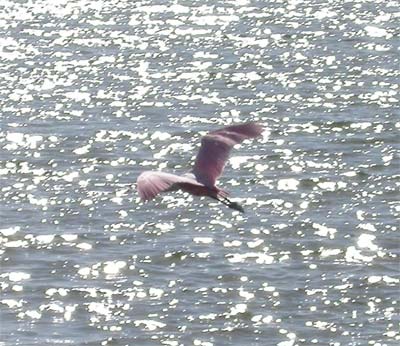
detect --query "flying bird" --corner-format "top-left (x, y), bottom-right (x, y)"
top-left (137, 122), bottom-right (263, 212)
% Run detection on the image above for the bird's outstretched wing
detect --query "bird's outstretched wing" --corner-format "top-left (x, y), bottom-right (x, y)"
top-left (192, 122), bottom-right (263, 187)
top-left (137, 171), bottom-right (199, 201)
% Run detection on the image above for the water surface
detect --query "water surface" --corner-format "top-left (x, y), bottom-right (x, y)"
top-left (1, 1), bottom-right (399, 345)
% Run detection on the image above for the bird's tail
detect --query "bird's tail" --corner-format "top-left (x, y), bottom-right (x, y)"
top-left (217, 188), bottom-right (229, 199)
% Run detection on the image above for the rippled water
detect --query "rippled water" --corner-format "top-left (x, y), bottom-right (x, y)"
top-left (1, 0), bottom-right (399, 345)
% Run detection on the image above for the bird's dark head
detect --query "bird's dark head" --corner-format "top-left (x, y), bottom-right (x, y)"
top-left (228, 201), bottom-right (245, 213)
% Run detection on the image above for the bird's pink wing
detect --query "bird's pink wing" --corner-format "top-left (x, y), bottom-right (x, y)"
top-left (192, 122), bottom-right (263, 186)
top-left (137, 171), bottom-right (194, 201)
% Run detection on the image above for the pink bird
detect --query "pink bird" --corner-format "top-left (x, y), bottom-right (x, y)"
top-left (137, 122), bottom-right (263, 212)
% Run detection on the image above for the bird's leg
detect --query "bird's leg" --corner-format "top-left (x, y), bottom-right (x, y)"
top-left (224, 197), bottom-right (245, 213)
top-left (211, 195), bottom-right (245, 213)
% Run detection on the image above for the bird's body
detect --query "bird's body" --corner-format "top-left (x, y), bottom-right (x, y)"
top-left (137, 122), bottom-right (263, 212)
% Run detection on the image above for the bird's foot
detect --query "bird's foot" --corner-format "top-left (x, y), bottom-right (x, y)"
top-left (228, 201), bottom-right (245, 213)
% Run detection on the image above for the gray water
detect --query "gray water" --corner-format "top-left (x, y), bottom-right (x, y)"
top-left (0, 0), bottom-right (399, 345)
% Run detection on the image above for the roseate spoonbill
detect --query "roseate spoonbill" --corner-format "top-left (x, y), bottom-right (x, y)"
top-left (137, 122), bottom-right (263, 212)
